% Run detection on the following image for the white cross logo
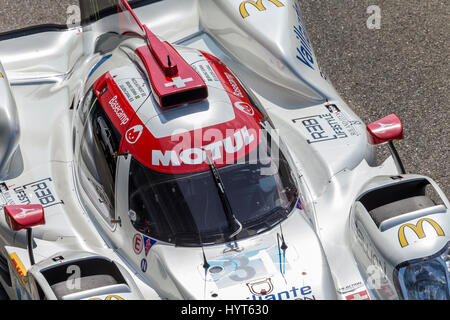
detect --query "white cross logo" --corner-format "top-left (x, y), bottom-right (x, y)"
top-left (165, 77), bottom-right (194, 89)
top-left (373, 122), bottom-right (399, 133)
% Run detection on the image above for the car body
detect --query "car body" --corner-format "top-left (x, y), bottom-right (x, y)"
top-left (0, 0), bottom-right (448, 300)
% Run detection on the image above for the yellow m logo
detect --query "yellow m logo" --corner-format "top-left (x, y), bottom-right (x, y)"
top-left (239, 0), bottom-right (284, 18)
top-left (398, 218), bottom-right (445, 248)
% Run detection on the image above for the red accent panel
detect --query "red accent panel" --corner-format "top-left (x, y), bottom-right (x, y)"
top-left (93, 51), bottom-right (263, 174)
top-left (93, 72), bottom-right (137, 135)
top-left (4, 205), bottom-right (45, 231)
top-left (366, 114), bottom-right (404, 145)
top-left (136, 44), bottom-right (208, 109)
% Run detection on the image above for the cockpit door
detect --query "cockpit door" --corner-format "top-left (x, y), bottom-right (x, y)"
top-left (114, 154), bottom-right (132, 232)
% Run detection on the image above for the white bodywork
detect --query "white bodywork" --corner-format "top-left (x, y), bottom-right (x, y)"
top-left (0, 0), bottom-right (448, 300)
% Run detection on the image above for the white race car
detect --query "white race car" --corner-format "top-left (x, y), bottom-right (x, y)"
top-left (0, 0), bottom-right (448, 300)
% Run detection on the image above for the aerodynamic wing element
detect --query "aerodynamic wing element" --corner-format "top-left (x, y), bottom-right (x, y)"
top-left (118, 0), bottom-right (208, 109)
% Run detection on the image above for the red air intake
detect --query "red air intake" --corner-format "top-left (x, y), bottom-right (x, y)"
top-left (118, 0), bottom-right (208, 109)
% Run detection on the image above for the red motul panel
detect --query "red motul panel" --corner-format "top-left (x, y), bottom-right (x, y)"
top-left (366, 113), bottom-right (404, 145)
top-left (93, 51), bottom-right (264, 175)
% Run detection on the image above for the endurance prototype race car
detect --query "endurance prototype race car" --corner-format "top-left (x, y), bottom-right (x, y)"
top-left (0, 0), bottom-right (448, 300)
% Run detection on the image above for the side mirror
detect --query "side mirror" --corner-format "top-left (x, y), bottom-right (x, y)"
top-left (4, 204), bottom-right (45, 231)
top-left (4, 204), bottom-right (45, 265)
top-left (367, 114), bottom-right (406, 174)
top-left (366, 113), bottom-right (403, 145)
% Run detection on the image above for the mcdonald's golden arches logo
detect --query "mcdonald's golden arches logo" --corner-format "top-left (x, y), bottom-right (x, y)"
top-left (239, 0), bottom-right (284, 18)
top-left (398, 218), bottom-right (445, 248)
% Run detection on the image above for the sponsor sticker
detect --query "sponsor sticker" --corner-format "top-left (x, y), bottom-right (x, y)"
top-left (345, 290), bottom-right (370, 300)
top-left (208, 245), bottom-right (292, 289)
top-left (234, 102), bottom-right (255, 116)
top-left (398, 218), bottom-right (445, 248)
top-left (108, 96), bottom-right (129, 126)
top-left (292, 111), bottom-right (361, 144)
top-left (0, 177), bottom-right (63, 210)
top-left (239, 0), bottom-right (285, 19)
top-left (125, 125), bottom-right (144, 144)
top-left (337, 281), bottom-right (364, 294)
top-left (141, 258), bottom-right (148, 273)
top-left (143, 236), bottom-right (156, 257)
top-left (133, 233), bottom-right (143, 255)
top-left (292, 2), bottom-right (314, 70)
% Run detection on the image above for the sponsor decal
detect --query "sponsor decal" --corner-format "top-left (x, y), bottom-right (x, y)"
top-left (125, 125), bottom-right (144, 144)
top-left (234, 102), bottom-right (255, 116)
top-left (335, 111), bottom-right (361, 136)
top-left (0, 177), bottom-right (63, 210)
top-left (141, 258), bottom-right (148, 273)
top-left (225, 73), bottom-right (244, 98)
top-left (239, 0), bottom-right (285, 19)
top-left (292, 2), bottom-right (314, 70)
top-left (108, 96), bottom-right (129, 126)
top-left (293, 114), bottom-right (347, 144)
top-left (192, 62), bottom-right (220, 83)
top-left (9, 253), bottom-right (27, 278)
top-left (151, 126), bottom-right (256, 168)
top-left (117, 77), bottom-right (149, 106)
top-left (143, 236), bottom-right (156, 257)
top-left (398, 218), bottom-right (445, 248)
top-left (292, 111), bottom-right (360, 144)
top-left (133, 233), bottom-right (143, 255)
top-left (208, 245), bottom-right (292, 289)
top-left (9, 252), bottom-right (31, 300)
top-left (296, 199), bottom-right (304, 210)
top-left (337, 281), bottom-right (364, 294)
top-left (346, 290), bottom-right (370, 300)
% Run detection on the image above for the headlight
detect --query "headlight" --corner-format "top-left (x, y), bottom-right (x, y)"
top-left (396, 243), bottom-right (450, 300)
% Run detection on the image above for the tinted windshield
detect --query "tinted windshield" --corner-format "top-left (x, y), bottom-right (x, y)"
top-left (128, 132), bottom-right (298, 246)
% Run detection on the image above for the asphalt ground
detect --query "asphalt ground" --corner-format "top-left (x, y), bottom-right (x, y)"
top-left (0, 0), bottom-right (448, 190)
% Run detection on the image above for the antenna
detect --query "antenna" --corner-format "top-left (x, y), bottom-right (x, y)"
top-left (276, 210), bottom-right (289, 281)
